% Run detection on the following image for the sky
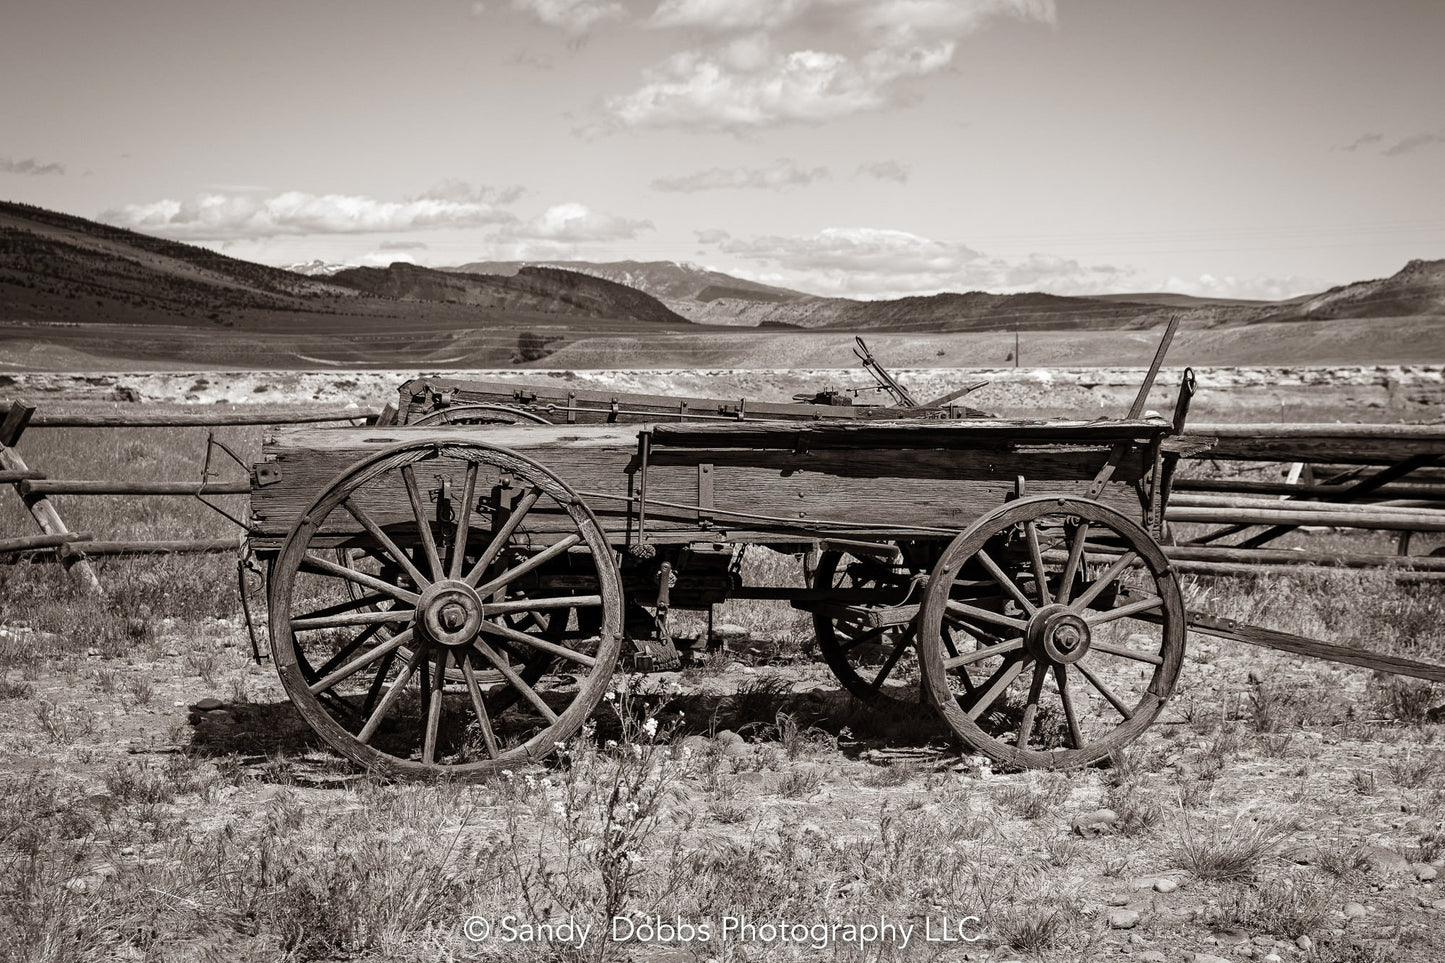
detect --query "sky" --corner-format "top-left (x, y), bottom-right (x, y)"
top-left (2, 0), bottom-right (1443, 301)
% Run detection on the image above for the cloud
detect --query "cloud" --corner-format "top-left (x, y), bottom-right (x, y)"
top-left (605, 1), bottom-right (1053, 130)
top-left (414, 179), bottom-right (526, 205)
top-left (500, 202), bottom-right (653, 242)
top-left (101, 190), bottom-right (517, 240)
top-left (856, 159), bottom-right (909, 183)
top-left (1383, 129), bottom-right (1445, 156)
top-left (0, 155), bottom-right (65, 176)
top-left (379, 239), bottom-right (429, 251)
top-left (700, 225), bottom-right (1131, 298)
top-left (606, 35), bottom-right (956, 130)
top-left (1338, 132), bottom-right (1383, 152)
top-left (512, 0), bottom-right (625, 35)
top-left (647, 0), bottom-right (812, 32)
top-left (652, 158), bottom-right (828, 192)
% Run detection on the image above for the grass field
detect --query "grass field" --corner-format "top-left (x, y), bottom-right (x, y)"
top-left (1, 412), bottom-right (1443, 962)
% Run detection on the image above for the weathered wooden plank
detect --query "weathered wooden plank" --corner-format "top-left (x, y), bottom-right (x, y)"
top-left (30, 408), bottom-right (378, 428)
top-left (1185, 612), bottom-right (1445, 683)
top-left (22, 479), bottom-right (251, 496)
top-left (250, 424), bottom-right (1152, 540)
top-left (0, 532), bottom-right (91, 553)
top-left (1166, 505), bottom-right (1445, 532)
top-left (650, 418), bottom-right (1173, 450)
top-left (1189, 423), bottom-right (1445, 464)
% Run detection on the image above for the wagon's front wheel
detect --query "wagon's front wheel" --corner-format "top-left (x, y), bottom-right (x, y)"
top-left (268, 440), bottom-right (623, 777)
top-left (918, 496), bottom-right (1184, 769)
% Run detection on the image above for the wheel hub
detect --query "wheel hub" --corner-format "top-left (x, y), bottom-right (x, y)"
top-left (1025, 603), bottom-right (1093, 665)
top-left (416, 580), bottom-right (485, 647)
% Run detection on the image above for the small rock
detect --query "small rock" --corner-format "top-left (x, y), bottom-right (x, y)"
top-left (1342, 901), bottom-right (1367, 920)
top-left (119, 846), bottom-right (136, 857)
top-left (1136, 952), bottom-right (1166, 963)
top-left (1190, 954), bottom-right (1233, 963)
top-left (714, 729), bottom-right (744, 748)
top-left (1107, 908), bottom-right (1140, 930)
top-left (1071, 808), bottom-right (1119, 837)
top-left (711, 623), bottom-right (749, 642)
top-left (1413, 863), bottom-right (1438, 882)
top-left (205, 710), bottom-right (236, 726)
top-left (191, 697), bottom-right (225, 712)
top-left (1362, 845), bottom-right (1411, 875)
top-left (1154, 878), bottom-right (1179, 894)
top-left (1106, 893), bottom-right (1132, 906)
top-left (679, 735), bottom-right (711, 756)
top-left (1247, 669), bottom-right (1264, 684)
top-left (1296, 935), bottom-right (1313, 952)
top-left (1211, 928), bottom-right (1249, 945)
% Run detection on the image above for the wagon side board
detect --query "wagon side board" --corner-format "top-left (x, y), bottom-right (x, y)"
top-left (249, 421), bottom-right (1165, 548)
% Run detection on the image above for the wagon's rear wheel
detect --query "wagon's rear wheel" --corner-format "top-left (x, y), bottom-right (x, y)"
top-left (918, 496), bottom-right (1184, 769)
top-left (268, 440), bottom-right (622, 777)
top-left (412, 404), bottom-right (551, 427)
top-left (812, 545), bottom-right (925, 702)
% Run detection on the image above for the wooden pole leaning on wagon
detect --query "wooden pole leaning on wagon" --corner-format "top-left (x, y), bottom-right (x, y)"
top-left (0, 401), bottom-right (102, 594)
top-left (1086, 313), bottom-right (1183, 499)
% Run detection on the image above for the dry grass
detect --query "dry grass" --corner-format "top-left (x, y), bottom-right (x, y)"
top-left (1, 410), bottom-right (1444, 960)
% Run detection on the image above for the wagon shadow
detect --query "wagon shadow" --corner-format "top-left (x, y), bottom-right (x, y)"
top-left (179, 677), bottom-right (957, 781)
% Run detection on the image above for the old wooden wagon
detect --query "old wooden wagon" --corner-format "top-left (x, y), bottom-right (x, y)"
top-left (249, 393), bottom-right (1200, 776)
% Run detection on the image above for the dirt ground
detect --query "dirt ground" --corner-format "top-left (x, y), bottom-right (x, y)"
top-left (1, 369), bottom-right (1443, 962)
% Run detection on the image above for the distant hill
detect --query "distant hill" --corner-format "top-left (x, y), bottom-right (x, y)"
top-left (0, 201), bottom-right (695, 367)
top-left (329, 263), bottom-right (688, 326)
top-left (447, 259), bottom-right (807, 310)
top-left (1259, 258), bottom-right (1445, 322)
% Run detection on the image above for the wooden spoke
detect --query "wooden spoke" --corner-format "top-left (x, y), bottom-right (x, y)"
top-left (1085, 593), bottom-right (1163, 625)
top-left (290, 608), bottom-right (415, 631)
top-left (1075, 659), bottom-right (1134, 720)
top-left (944, 600), bottom-right (1028, 633)
top-left (461, 488), bottom-right (542, 585)
top-left (299, 553), bottom-right (420, 606)
top-left (361, 649), bottom-right (397, 718)
top-left (965, 657), bottom-right (1026, 721)
top-left (976, 548), bottom-right (1036, 616)
top-left (343, 498), bottom-right (429, 589)
top-left (400, 464), bottom-right (445, 583)
top-left (1054, 665), bottom-right (1085, 749)
top-left (1024, 521), bottom-right (1052, 606)
top-left (943, 636), bottom-right (1024, 670)
top-left (423, 651), bottom-right (447, 766)
top-left (838, 624), bottom-right (888, 653)
top-left (448, 461), bottom-right (480, 580)
top-left (311, 621), bottom-right (386, 679)
top-left (478, 618), bottom-right (598, 667)
top-left (308, 628), bottom-right (414, 695)
top-left (1016, 661), bottom-right (1049, 748)
top-left (473, 639), bottom-right (559, 723)
top-left (357, 648), bottom-right (421, 744)
top-left (866, 625), bottom-right (914, 691)
top-left (1089, 640), bottom-right (1164, 665)
top-left (1069, 551), bottom-right (1139, 612)
top-left (292, 591), bottom-right (397, 624)
top-left (1056, 520), bottom-right (1091, 605)
top-left (461, 656), bottom-right (500, 758)
top-left (473, 534), bottom-right (583, 597)
top-left (482, 594), bottom-right (602, 615)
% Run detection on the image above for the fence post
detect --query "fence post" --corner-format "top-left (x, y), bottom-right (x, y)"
top-left (0, 402), bottom-right (102, 595)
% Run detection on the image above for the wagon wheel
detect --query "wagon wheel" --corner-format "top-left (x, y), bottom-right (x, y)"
top-left (412, 404), bottom-right (551, 426)
top-left (268, 440), bottom-right (622, 777)
top-left (812, 545), bottom-right (925, 702)
top-left (918, 495), bottom-right (1184, 770)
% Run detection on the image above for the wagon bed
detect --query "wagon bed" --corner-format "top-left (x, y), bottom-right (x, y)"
top-left (250, 413), bottom-right (1194, 776)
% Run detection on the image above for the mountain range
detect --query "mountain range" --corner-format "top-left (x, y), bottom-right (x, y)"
top-left (2, 199), bottom-right (1442, 368)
